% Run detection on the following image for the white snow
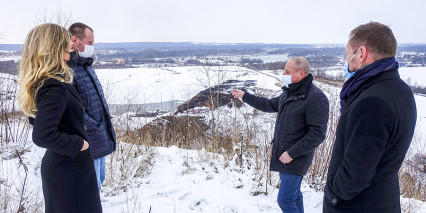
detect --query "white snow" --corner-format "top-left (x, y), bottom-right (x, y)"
top-left (101, 146), bottom-right (324, 213)
top-left (398, 67), bottom-right (426, 87)
top-left (323, 66), bottom-right (426, 87)
top-left (0, 55), bottom-right (21, 62)
top-left (95, 66), bottom-right (283, 105)
top-left (226, 54), bottom-right (290, 63)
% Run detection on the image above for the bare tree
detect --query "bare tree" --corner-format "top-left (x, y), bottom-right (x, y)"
top-left (33, 7), bottom-right (73, 28)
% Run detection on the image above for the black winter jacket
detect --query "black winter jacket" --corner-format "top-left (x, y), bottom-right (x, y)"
top-left (30, 78), bottom-right (102, 213)
top-left (72, 57), bottom-right (116, 159)
top-left (243, 74), bottom-right (329, 176)
top-left (323, 69), bottom-right (417, 212)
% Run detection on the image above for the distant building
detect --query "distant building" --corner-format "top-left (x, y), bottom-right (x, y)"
top-left (112, 59), bottom-right (125, 64)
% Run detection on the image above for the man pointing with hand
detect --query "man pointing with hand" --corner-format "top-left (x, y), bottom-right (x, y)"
top-left (232, 57), bottom-right (329, 213)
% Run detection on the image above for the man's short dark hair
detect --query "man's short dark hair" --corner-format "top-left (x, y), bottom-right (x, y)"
top-left (349, 21), bottom-right (397, 59)
top-left (68, 22), bottom-right (94, 40)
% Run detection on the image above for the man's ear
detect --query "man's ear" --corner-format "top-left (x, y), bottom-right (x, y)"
top-left (299, 70), bottom-right (307, 79)
top-left (71, 36), bottom-right (78, 49)
top-left (359, 46), bottom-right (367, 60)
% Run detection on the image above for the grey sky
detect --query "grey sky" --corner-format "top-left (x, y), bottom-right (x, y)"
top-left (1, 0), bottom-right (425, 44)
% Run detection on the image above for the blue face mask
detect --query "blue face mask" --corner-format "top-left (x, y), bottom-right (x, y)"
top-left (343, 48), bottom-right (361, 80)
top-left (343, 61), bottom-right (354, 80)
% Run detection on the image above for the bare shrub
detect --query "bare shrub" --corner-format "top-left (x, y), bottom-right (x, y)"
top-left (127, 115), bottom-right (209, 148)
top-left (103, 140), bottom-right (156, 197)
top-left (305, 89), bottom-right (340, 190)
top-left (0, 76), bottom-right (31, 146)
top-left (0, 74), bottom-right (39, 212)
top-left (399, 120), bottom-right (426, 202)
top-left (248, 126), bottom-right (274, 196)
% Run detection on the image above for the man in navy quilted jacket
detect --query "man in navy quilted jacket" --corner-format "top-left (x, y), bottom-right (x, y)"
top-left (68, 22), bottom-right (116, 191)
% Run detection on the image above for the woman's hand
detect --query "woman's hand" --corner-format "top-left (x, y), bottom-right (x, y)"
top-left (81, 140), bottom-right (89, 151)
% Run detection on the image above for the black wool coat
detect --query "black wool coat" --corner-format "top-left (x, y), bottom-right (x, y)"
top-left (243, 74), bottom-right (329, 176)
top-left (30, 78), bottom-right (102, 213)
top-left (323, 69), bottom-right (417, 212)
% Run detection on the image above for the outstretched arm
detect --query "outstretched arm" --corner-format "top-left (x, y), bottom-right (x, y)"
top-left (232, 89), bottom-right (281, 113)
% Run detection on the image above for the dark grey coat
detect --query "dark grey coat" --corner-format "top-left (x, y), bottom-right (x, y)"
top-left (242, 74), bottom-right (329, 176)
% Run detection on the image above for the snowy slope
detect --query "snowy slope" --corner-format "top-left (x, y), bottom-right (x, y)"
top-left (95, 66), bottom-right (283, 105)
top-left (101, 146), bottom-right (324, 213)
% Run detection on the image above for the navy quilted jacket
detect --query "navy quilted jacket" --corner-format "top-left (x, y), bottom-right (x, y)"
top-left (72, 57), bottom-right (116, 159)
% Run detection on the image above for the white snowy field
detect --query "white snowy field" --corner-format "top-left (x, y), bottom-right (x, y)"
top-left (95, 66), bottom-right (283, 105)
top-left (399, 67), bottom-right (426, 87)
top-left (226, 54), bottom-right (290, 63)
top-left (101, 146), bottom-right (324, 213)
top-left (323, 66), bottom-right (426, 87)
top-left (0, 55), bottom-right (20, 62)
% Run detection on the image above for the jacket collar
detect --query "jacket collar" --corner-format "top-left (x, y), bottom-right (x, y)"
top-left (343, 69), bottom-right (400, 112)
top-left (77, 57), bottom-right (93, 66)
top-left (286, 73), bottom-right (313, 96)
top-left (279, 73), bottom-right (313, 110)
top-left (356, 67), bottom-right (399, 89)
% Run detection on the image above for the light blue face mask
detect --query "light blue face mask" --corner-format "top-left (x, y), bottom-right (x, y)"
top-left (281, 70), bottom-right (301, 87)
top-left (343, 61), bottom-right (354, 80)
top-left (343, 48), bottom-right (361, 80)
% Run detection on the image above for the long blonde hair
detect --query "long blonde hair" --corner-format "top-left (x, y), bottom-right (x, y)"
top-left (18, 23), bottom-right (74, 118)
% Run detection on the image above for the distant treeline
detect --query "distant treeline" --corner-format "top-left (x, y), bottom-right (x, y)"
top-left (411, 85), bottom-right (426, 95)
top-left (1, 44), bottom-right (426, 74)
top-left (239, 48), bottom-right (344, 71)
top-left (399, 54), bottom-right (426, 66)
top-left (0, 60), bottom-right (18, 75)
top-left (239, 58), bottom-right (286, 70)
top-left (96, 48), bottom-right (267, 60)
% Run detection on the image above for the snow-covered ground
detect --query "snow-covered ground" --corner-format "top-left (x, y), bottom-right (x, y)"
top-left (226, 54), bottom-right (290, 63)
top-left (323, 66), bottom-right (426, 87)
top-left (95, 66), bottom-right (283, 105)
top-left (101, 146), bottom-right (324, 213)
top-left (0, 55), bottom-right (20, 62)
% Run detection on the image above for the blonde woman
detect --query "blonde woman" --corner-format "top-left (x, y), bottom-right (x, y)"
top-left (18, 23), bottom-right (101, 213)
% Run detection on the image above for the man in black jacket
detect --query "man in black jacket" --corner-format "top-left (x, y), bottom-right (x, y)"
top-left (232, 57), bottom-right (329, 213)
top-left (323, 22), bottom-right (417, 212)
top-left (68, 22), bottom-right (116, 191)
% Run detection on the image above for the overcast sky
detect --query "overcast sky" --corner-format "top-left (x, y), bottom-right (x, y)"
top-left (1, 0), bottom-right (425, 44)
